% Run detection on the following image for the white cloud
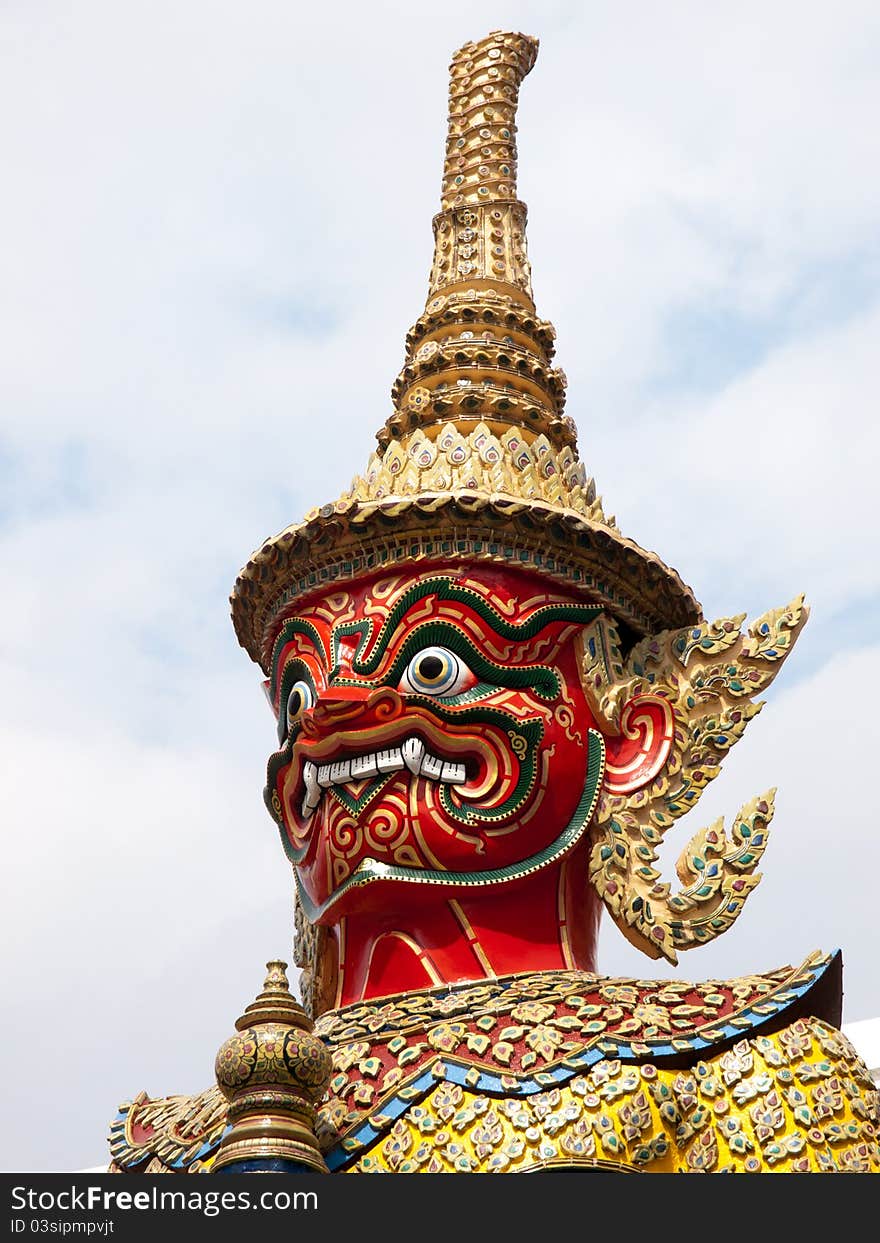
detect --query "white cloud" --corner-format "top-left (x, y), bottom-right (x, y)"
top-left (605, 302), bottom-right (880, 621)
top-left (0, 710), bottom-right (292, 1174)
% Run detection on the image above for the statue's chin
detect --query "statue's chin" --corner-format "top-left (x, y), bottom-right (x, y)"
top-left (292, 819), bottom-right (525, 917)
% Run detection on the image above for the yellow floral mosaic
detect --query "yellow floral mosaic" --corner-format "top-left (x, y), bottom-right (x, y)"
top-left (349, 1019), bottom-right (878, 1174)
top-left (109, 958), bottom-right (879, 1175)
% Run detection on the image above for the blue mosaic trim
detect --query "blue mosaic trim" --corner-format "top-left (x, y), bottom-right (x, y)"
top-left (214, 1157), bottom-right (313, 1174)
top-left (323, 952), bottom-right (834, 1171)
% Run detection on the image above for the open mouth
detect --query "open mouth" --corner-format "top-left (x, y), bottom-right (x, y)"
top-left (300, 736), bottom-right (469, 821)
top-left (291, 729), bottom-right (607, 923)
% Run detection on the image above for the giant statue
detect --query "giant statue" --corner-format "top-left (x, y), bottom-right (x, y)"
top-left (108, 31), bottom-right (879, 1174)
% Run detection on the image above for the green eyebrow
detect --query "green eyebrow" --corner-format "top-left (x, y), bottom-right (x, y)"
top-left (333, 619), bottom-right (563, 700)
top-left (270, 619), bottom-right (329, 699)
top-left (329, 577), bottom-right (600, 676)
top-left (277, 659), bottom-right (317, 715)
top-left (272, 658), bottom-right (319, 750)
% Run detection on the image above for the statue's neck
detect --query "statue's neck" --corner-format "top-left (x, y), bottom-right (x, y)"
top-left (326, 844), bottom-right (601, 1008)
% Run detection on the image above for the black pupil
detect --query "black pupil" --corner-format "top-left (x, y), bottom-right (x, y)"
top-left (288, 689), bottom-right (303, 718)
top-left (419, 655), bottom-right (445, 680)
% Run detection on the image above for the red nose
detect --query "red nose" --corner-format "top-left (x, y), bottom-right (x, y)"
top-left (302, 685), bottom-right (405, 736)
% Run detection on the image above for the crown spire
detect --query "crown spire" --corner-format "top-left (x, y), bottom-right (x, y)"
top-left (430, 30), bottom-right (538, 301)
top-left (371, 31), bottom-right (586, 486)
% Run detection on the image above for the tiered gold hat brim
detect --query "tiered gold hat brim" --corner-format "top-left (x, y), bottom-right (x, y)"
top-left (230, 486), bottom-right (699, 672)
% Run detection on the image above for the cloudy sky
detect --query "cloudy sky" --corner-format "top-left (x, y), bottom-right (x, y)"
top-left (2, 1), bottom-right (878, 1172)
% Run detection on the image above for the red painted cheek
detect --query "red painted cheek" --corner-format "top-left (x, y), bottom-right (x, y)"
top-left (414, 707), bottom-right (594, 873)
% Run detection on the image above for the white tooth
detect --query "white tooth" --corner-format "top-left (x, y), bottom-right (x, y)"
top-left (376, 747), bottom-right (404, 773)
top-left (440, 760), bottom-right (466, 783)
top-left (317, 764), bottom-right (333, 788)
top-left (330, 759), bottom-right (352, 784)
top-left (421, 752), bottom-right (443, 780)
top-left (402, 737), bottom-right (425, 775)
top-left (300, 761), bottom-right (322, 818)
top-left (301, 788), bottom-right (321, 818)
top-left (350, 752), bottom-right (379, 778)
top-left (303, 761), bottom-right (320, 799)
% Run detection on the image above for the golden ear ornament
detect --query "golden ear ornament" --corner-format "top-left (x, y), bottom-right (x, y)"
top-left (582, 595), bottom-right (808, 962)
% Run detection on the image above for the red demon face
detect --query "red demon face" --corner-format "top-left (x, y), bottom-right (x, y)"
top-left (264, 565), bottom-right (608, 921)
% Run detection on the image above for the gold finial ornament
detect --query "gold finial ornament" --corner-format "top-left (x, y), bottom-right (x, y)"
top-left (431, 30), bottom-right (538, 293)
top-left (230, 31), bottom-right (700, 673)
top-left (379, 33), bottom-right (570, 475)
top-left (212, 961), bottom-right (332, 1173)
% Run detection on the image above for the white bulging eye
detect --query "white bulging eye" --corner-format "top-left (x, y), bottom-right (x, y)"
top-left (399, 646), bottom-right (471, 697)
top-left (280, 680), bottom-right (314, 741)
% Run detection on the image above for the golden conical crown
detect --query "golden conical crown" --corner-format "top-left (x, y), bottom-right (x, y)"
top-left (349, 31), bottom-right (606, 524)
top-left (231, 32), bottom-right (700, 670)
